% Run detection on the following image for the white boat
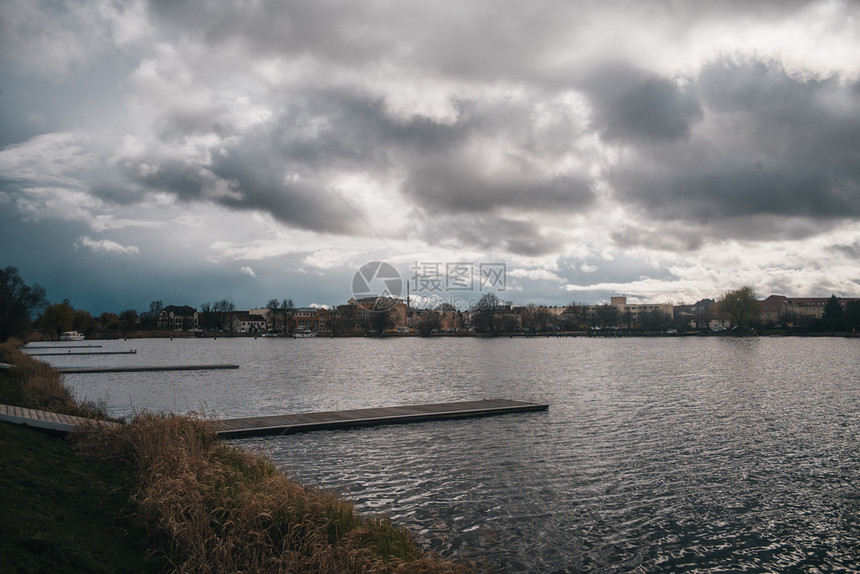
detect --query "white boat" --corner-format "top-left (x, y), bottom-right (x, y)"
top-left (293, 328), bottom-right (317, 338)
top-left (59, 331), bottom-right (85, 341)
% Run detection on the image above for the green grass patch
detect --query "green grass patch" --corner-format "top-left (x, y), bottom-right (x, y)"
top-left (0, 420), bottom-right (167, 574)
top-left (1, 340), bottom-right (480, 573)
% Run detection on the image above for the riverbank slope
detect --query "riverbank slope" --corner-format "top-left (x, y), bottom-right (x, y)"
top-left (0, 341), bottom-right (478, 573)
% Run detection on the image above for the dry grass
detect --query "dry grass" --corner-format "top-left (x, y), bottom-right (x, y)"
top-left (0, 339), bottom-right (110, 420)
top-left (73, 412), bottom-right (478, 573)
top-left (3, 338), bottom-right (481, 573)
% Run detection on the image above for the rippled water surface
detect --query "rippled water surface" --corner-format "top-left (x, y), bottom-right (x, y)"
top-left (33, 336), bottom-right (860, 572)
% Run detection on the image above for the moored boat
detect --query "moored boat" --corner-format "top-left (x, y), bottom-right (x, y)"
top-left (59, 331), bottom-right (85, 341)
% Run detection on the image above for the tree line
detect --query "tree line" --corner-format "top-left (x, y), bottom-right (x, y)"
top-left (716, 287), bottom-right (860, 332)
top-left (3, 267), bottom-right (860, 342)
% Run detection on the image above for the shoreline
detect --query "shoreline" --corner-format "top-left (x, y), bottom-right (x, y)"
top-left (34, 328), bottom-right (859, 341)
top-left (0, 340), bottom-right (481, 573)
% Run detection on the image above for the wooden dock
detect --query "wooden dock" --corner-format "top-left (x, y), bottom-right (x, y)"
top-left (0, 399), bottom-right (547, 437)
top-left (23, 344), bottom-right (103, 349)
top-left (57, 364), bottom-right (240, 374)
top-left (212, 399), bottom-right (549, 438)
top-left (26, 350), bottom-right (137, 356)
top-left (0, 403), bottom-right (118, 434)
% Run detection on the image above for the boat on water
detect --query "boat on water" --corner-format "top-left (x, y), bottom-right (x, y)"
top-left (59, 331), bottom-right (85, 341)
top-left (293, 328), bottom-right (317, 338)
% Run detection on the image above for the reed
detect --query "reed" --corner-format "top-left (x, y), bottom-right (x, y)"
top-left (3, 339), bottom-right (479, 572)
top-left (0, 339), bottom-right (110, 420)
top-left (73, 411), bottom-right (478, 573)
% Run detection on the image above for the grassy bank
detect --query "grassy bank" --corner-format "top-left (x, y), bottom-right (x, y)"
top-left (0, 341), bottom-right (479, 573)
top-left (0, 420), bottom-right (168, 573)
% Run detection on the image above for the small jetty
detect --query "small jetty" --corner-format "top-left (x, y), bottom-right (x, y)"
top-left (26, 350), bottom-right (138, 356)
top-left (23, 344), bottom-right (103, 349)
top-left (0, 399), bottom-right (548, 437)
top-left (0, 403), bottom-right (118, 434)
top-left (213, 399), bottom-right (549, 438)
top-left (58, 364), bottom-right (240, 374)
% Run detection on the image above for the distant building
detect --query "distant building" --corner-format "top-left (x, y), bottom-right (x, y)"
top-left (248, 308), bottom-right (275, 331)
top-left (157, 305), bottom-right (199, 331)
top-left (675, 299), bottom-right (726, 330)
top-left (759, 295), bottom-right (860, 325)
top-left (339, 297), bottom-right (407, 330)
top-left (607, 296), bottom-right (674, 321)
top-left (232, 312), bottom-right (267, 333)
top-left (291, 307), bottom-right (330, 332)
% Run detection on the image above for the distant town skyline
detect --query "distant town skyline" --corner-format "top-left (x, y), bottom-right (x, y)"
top-left (3, 1), bottom-right (860, 314)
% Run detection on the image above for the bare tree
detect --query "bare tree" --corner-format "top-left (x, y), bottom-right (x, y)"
top-left (119, 309), bottom-right (138, 334)
top-left (140, 300), bottom-right (163, 330)
top-left (282, 299), bottom-right (294, 334)
top-left (473, 293), bottom-right (502, 334)
top-left (199, 302), bottom-right (214, 330)
top-left (266, 298), bottom-right (280, 332)
top-left (36, 300), bottom-right (75, 339)
top-left (213, 299), bottom-right (236, 331)
top-left (717, 287), bottom-right (760, 330)
top-left (0, 266), bottom-right (47, 341)
top-left (562, 302), bottom-right (588, 331)
top-left (592, 305), bottom-right (620, 329)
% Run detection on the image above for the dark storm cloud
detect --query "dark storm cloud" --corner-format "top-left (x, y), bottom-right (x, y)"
top-left (392, 97), bottom-right (595, 215)
top-left (88, 181), bottom-right (145, 205)
top-left (145, 1), bottom-right (385, 63)
top-left (119, 140), bottom-right (368, 235)
top-left (831, 240), bottom-right (860, 260)
top-left (604, 78), bottom-right (702, 143)
top-left (140, 0), bottom-right (822, 86)
top-left (114, 89), bottom-right (407, 234)
top-left (611, 225), bottom-right (705, 252)
top-left (584, 64), bottom-right (703, 144)
top-left (404, 164), bottom-right (592, 215)
top-left (142, 1), bottom-right (572, 82)
top-left (606, 59), bottom-right (860, 246)
top-left (153, 103), bottom-right (238, 143)
top-left (116, 80), bottom-right (596, 239)
top-left (421, 215), bottom-right (562, 257)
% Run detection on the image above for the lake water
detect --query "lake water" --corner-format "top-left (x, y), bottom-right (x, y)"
top-left (28, 336), bottom-right (860, 572)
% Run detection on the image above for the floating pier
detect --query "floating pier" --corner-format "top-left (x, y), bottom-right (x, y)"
top-left (0, 403), bottom-right (118, 434)
top-left (0, 399), bottom-right (548, 437)
top-left (23, 344), bottom-right (103, 349)
top-left (26, 350), bottom-right (137, 356)
top-left (213, 399), bottom-right (549, 438)
top-left (57, 364), bottom-right (240, 373)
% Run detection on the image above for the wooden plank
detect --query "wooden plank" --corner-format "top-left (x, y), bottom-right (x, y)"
top-left (0, 399), bottom-right (548, 438)
top-left (24, 344), bottom-right (103, 348)
top-left (213, 399), bottom-right (549, 438)
top-left (21, 345), bottom-right (103, 353)
top-left (0, 402), bottom-right (118, 434)
top-left (58, 364), bottom-right (240, 373)
top-left (26, 351), bottom-right (137, 356)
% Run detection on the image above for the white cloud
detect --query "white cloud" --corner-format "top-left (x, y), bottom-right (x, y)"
top-left (3, 0), bottom-right (860, 312)
top-left (508, 267), bottom-right (564, 283)
top-left (76, 236), bottom-right (139, 255)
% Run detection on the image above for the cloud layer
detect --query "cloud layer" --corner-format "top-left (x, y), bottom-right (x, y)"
top-left (2, 0), bottom-right (860, 311)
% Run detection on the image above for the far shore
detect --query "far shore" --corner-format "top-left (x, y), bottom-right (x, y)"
top-left (27, 328), bottom-right (860, 341)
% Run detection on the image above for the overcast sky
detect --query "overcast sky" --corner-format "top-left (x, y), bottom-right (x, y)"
top-left (2, 0), bottom-right (859, 314)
